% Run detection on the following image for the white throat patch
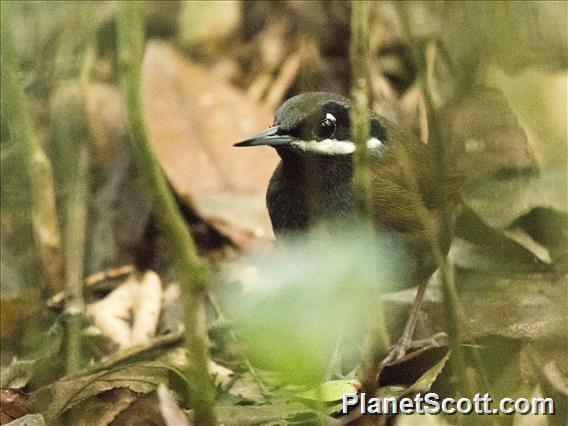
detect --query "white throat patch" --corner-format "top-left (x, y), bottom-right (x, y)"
top-left (290, 137), bottom-right (383, 155)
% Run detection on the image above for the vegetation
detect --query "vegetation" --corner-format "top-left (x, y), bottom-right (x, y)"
top-left (1, 1), bottom-right (566, 425)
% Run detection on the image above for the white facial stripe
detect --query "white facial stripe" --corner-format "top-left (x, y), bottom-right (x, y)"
top-left (290, 137), bottom-right (383, 155)
top-left (367, 137), bottom-right (382, 149)
top-left (291, 139), bottom-right (355, 154)
top-left (326, 113), bottom-right (336, 122)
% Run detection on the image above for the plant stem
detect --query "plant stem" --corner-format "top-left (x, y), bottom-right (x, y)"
top-left (395, 3), bottom-right (472, 396)
top-left (350, 0), bottom-right (391, 398)
top-left (0, 2), bottom-right (65, 297)
top-left (350, 0), bottom-right (373, 218)
top-left (63, 140), bottom-right (89, 374)
top-left (115, 4), bottom-right (216, 424)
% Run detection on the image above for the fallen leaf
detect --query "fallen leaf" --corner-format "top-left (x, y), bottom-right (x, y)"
top-left (86, 271), bottom-right (163, 350)
top-left (226, 373), bottom-right (265, 404)
top-left (157, 384), bottom-right (189, 426)
top-left (462, 170), bottom-right (567, 230)
top-left (0, 389), bottom-right (33, 424)
top-left (440, 87), bottom-right (539, 185)
top-left (32, 361), bottom-right (185, 422)
top-left (211, 402), bottom-right (332, 426)
top-left (405, 352), bottom-right (450, 394)
top-left (0, 358), bottom-right (35, 390)
top-left (71, 388), bottom-right (138, 426)
top-left (142, 41), bottom-right (279, 247)
top-left (2, 413), bottom-right (45, 426)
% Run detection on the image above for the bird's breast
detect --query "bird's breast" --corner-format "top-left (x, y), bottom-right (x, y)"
top-left (266, 160), bottom-right (355, 235)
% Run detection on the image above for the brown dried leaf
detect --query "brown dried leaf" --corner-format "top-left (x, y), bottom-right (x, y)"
top-left (0, 388), bottom-right (33, 424)
top-left (157, 384), bottom-right (189, 426)
top-left (441, 87), bottom-right (539, 184)
top-left (73, 388), bottom-right (138, 426)
top-left (142, 41), bottom-right (279, 246)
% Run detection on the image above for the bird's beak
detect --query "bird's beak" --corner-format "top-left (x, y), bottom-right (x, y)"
top-left (234, 126), bottom-right (294, 147)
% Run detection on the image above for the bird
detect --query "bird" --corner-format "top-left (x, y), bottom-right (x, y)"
top-left (234, 92), bottom-right (458, 365)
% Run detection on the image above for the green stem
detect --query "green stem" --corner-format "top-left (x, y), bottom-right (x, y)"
top-left (350, 0), bottom-right (391, 396)
top-left (115, 4), bottom-right (216, 424)
top-left (350, 0), bottom-right (373, 218)
top-left (63, 141), bottom-right (89, 375)
top-left (0, 2), bottom-right (66, 298)
top-left (395, 2), bottom-right (473, 396)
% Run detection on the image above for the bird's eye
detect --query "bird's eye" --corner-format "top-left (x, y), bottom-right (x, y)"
top-left (313, 113), bottom-right (336, 140)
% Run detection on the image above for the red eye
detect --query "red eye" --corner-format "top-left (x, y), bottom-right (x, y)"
top-left (313, 114), bottom-right (336, 140)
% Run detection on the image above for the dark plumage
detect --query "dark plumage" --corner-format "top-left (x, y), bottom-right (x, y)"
top-left (239, 92), bottom-right (456, 283)
top-left (235, 92), bottom-right (458, 362)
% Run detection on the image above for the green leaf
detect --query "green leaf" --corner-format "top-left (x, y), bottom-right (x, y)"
top-left (294, 379), bottom-right (360, 402)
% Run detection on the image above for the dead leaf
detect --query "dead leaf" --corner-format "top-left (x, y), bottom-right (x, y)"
top-left (142, 41), bottom-right (279, 248)
top-left (542, 361), bottom-right (568, 396)
top-left (208, 361), bottom-right (234, 390)
top-left (0, 389), bottom-right (33, 424)
top-left (72, 388), bottom-right (138, 426)
top-left (462, 170), bottom-right (567, 230)
top-left (87, 271), bottom-right (162, 350)
top-left (157, 384), bottom-right (189, 426)
top-left (405, 352), bottom-right (450, 394)
top-left (2, 413), bottom-right (45, 426)
top-left (226, 373), bottom-right (265, 404)
top-left (84, 83), bottom-right (126, 167)
top-left (32, 361), bottom-right (185, 423)
top-left (111, 394), bottom-right (166, 426)
top-left (441, 87), bottom-right (539, 185)
top-left (0, 358), bottom-right (34, 390)
top-left (211, 402), bottom-right (332, 426)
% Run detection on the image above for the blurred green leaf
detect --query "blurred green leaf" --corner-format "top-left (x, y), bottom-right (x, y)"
top-left (230, 222), bottom-right (406, 383)
top-left (294, 379), bottom-right (359, 402)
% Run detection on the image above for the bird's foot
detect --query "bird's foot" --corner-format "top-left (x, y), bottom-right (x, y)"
top-left (407, 332), bottom-right (448, 350)
top-left (381, 336), bottom-right (411, 367)
top-left (380, 332), bottom-right (448, 367)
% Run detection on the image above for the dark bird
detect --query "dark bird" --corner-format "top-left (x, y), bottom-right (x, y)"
top-left (235, 92), bottom-right (457, 364)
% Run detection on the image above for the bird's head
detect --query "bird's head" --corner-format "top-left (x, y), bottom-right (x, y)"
top-left (235, 92), bottom-right (387, 157)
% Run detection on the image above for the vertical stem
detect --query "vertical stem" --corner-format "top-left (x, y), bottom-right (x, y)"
top-left (350, 0), bottom-right (373, 218)
top-left (395, 3), bottom-right (472, 395)
top-left (0, 2), bottom-right (65, 297)
top-left (350, 0), bottom-right (391, 398)
top-left (63, 142), bottom-right (89, 374)
top-left (57, 31), bottom-right (96, 379)
top-left (115, 4), bottom-right (216, 424)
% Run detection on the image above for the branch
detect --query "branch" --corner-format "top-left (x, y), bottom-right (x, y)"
top-left (115, 4), bottom-right (216, 424)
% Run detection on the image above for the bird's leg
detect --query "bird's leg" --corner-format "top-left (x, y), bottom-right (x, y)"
top-left (381, 278), bottom-right (430, 367)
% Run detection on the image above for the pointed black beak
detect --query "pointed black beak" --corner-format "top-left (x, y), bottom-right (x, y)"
top-left (234, 126), bottom-right (294, 147)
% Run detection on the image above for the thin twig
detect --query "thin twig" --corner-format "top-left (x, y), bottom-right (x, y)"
top-left (116, 4), bottom-right (216, 424)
